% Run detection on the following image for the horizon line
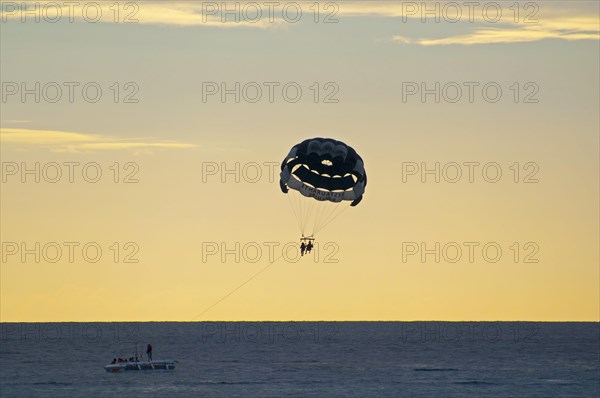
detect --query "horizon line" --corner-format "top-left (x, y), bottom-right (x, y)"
top-left (1, 320), bottom-right (598, 323)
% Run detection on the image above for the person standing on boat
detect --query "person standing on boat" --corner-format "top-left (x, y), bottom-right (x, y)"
top-left (146, 344), bottom-right (153, 361)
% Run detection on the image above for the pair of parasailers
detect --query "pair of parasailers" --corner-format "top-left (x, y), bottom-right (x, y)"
top-left (300, 238), bottom-right (314, 256)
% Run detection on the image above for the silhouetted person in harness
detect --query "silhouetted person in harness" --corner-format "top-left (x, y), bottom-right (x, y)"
top-left (300, 241), bottom-right (307, 256)
top-left (306, 241), bottom-right (314, 254)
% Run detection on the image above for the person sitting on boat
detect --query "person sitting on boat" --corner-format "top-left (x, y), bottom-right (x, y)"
top-left (111, 358), bottom-right (117, 364)
top-left (146, 344), bottom-right (153, 361)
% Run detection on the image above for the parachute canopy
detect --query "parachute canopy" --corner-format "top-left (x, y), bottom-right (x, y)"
top-left (279, 137), bottom-right (367, 207)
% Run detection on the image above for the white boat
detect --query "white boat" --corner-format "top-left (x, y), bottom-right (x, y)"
top-left (104, 360), bottom-right (177, 372)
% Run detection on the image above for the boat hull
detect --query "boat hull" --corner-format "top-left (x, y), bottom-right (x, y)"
top-left (104, 360), bottom-right (176, 372)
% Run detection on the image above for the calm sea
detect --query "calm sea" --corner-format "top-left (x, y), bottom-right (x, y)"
top-left (0, 322), bottom-right (598, 397)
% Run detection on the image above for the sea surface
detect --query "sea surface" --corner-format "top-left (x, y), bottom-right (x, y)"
top-left (0, 322), bottom-right (598, 397)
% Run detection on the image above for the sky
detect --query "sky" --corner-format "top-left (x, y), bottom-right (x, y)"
top-left (0, 1), bottom-right (598, 322)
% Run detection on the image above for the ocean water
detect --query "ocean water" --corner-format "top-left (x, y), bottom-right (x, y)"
top-left (0, 322), bottom-right (598, 397)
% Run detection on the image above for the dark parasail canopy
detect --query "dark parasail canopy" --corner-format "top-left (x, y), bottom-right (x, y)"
top-left (279, 137), bottom-right (367, 206)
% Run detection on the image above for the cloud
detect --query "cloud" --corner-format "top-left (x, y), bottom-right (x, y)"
top-left (134, 2), bottom-right (286, 28)
top-left (1, 119), bottom-right (31, 124)
top-left (1, 128), bottom-right (101, 144)
top-left (345, 1), bottom-right (599, 46)
top-left (1, 1), bottom-right (597, 42)
top-left (76, 142), bottom-right (197, 150)
top-left (392, 18), bottom-right (599, 46)
top-left (0, 128), bottom-right (197, 154)
top-left (1, 1), bottom-right (287, 28)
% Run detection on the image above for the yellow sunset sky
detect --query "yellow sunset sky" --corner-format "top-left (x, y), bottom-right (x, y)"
top-left (1, 1), bottom-right (598, 321)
